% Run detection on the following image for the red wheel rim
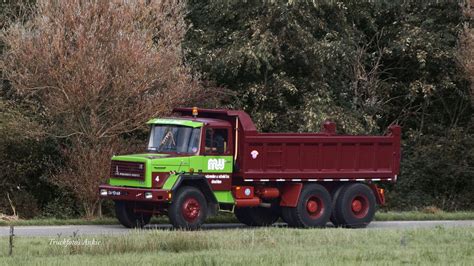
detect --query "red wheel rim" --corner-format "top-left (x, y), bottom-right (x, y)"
top-left (181, 197), bottom-right (201, 222)
top-left (351, 195), bottom-right (369, 218)
top-left (306, 196), bottom-right (324, 219)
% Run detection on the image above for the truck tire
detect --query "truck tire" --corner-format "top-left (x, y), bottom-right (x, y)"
top-left (281, 184), bottom-right (332, 228)
top-left (280, 209), bottom-right (296, 226)
top-left (330, 185), bottom-right (345, 226)
top-left (114, 201), bottom-right (151, 228)
top-left (168, 186), bottom-right (207, 230)
top-left (234, 207), bottom-right (279, 226)
top-left (332, 183), bottom-right (376, 228)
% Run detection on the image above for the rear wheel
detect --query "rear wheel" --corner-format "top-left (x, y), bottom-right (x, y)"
top-left (234, 207), bottom-right (279, 226)
top-left (281, 184), bottom-right (332, 228)
top-left (114, 201), bottom-right (152, 228)
top-left (168, 186), bottom-right (207, 230)
top-left (332, 183), bottom-right (376, 228)
top-left (280, 210), bottom-right (294, 225)
top-left (330, 185), bottom-right (345, 226)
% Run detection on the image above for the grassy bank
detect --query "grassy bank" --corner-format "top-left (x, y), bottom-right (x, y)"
top-left (0, 227), bottom-right (472, 265)
top-left (1, 211), bottom-right (473, 227)
top-left (0, 212), bottom-right (238, 226)
top-left (375, 211), bottom-right (474, 221)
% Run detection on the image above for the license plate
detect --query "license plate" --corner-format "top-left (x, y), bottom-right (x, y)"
top-left (108, 190), bottom-right (122, 196)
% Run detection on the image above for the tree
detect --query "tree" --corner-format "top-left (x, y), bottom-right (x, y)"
top-left (185, 1), bottom-right (473, 210)
top-left (459, 0), bottom-right (474, 111)
top-left (2, 0), bottom-right (204, 217)
top-left (185, 1), bottom-right (393, 134)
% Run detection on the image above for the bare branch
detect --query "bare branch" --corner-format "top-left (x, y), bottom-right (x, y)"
top-left (1, 0), bottom-right (208, 217)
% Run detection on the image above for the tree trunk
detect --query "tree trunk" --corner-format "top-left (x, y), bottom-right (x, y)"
top-left (97, 199), bottom-right (103, 218)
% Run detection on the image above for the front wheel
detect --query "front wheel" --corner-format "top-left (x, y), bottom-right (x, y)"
top-left (168, 186), bottom-right (207, 230)
top-left (114, 201), bottom-right (151, 228)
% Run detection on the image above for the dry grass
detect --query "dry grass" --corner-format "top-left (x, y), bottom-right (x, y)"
top-left (0, 226), bottom-right (472, 265)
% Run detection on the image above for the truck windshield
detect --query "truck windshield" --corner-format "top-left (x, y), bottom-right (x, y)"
top-left (148, 125), bottom-right (201, 154)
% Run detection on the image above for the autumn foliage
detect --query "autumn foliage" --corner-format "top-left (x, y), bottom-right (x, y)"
top-left (2, 0), bottom-right (202, 216)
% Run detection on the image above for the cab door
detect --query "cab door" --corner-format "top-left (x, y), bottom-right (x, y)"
top-left (201, 126), bottom-right (233, 191)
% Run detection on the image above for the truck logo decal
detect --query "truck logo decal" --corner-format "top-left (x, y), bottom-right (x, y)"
top-left (251, 150), bottom-right (259, 159)
top-left (207, 159), bottom-right (225, 170)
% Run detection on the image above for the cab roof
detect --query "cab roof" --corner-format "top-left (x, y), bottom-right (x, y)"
top-left (173, 107), bottom-right (257, 133)
top-left (147, 117), bottom-right (231, 128)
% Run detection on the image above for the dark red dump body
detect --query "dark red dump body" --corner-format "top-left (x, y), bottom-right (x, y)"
top-left (241, 125), bottom-right (401, 181)
top-left (173, 108), bottom-right (401, 183)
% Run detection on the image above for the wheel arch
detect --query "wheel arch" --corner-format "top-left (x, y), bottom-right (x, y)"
top-left (171, 175), bottom-right (218, 216)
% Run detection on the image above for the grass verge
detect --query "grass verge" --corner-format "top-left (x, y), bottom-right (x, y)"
top-left (0, 226), bottom-right (472, 265)
top-left (375, 211), bottom-right (474, 221)
top-left (0, 212), bottom-right (239, 226)
top-left (1, 211), bottom-right (474, 227)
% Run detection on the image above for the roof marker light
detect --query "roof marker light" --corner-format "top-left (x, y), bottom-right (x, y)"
top-left (192, 107), bottom-right (198, 117)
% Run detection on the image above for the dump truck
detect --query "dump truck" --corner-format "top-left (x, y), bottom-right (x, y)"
top-left (99, 107), bottom-right (401, 229)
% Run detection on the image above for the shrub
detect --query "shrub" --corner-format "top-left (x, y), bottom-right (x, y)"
top-left (41, 191), bottom-right (80, 219)
top-left (386, 129), bottom-right (474, 211)
top-left (2, 0), bottom-right (205, 217)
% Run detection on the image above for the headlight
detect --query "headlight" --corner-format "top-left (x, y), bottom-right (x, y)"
top-left (145, 192), bottom-right (153, 199)
top-left (100, 189), bottom-right (108, 196)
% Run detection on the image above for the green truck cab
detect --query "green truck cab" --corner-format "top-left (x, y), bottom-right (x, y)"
top-left (100, 110), bottom-right (235, 229)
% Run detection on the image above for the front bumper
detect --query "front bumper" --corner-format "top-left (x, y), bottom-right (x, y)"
top-left (99, 185), bottom-right (171, 202)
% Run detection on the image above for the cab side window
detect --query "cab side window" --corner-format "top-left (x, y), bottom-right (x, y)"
top-left (205, 128), bottom-right (228, 154)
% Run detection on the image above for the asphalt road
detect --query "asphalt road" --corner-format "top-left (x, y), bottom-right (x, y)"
top-left (1, 220), bottom-right (473, 237)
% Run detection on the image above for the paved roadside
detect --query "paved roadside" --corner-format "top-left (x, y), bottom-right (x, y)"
top-left (0, 220), bottom-right (473, 237)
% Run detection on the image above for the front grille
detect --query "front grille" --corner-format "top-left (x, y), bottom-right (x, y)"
top-left (110, 161), bottom-right (145, 180)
